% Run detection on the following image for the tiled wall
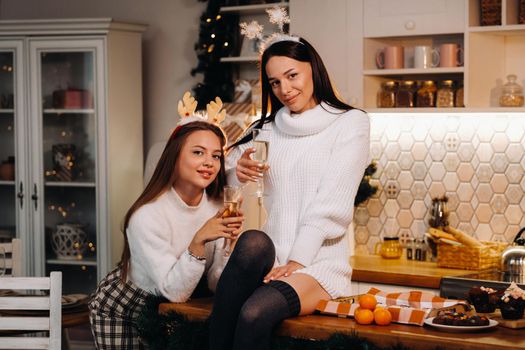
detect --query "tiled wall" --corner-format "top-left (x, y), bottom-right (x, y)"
top-left (354, 113), bottom-right (525, 255)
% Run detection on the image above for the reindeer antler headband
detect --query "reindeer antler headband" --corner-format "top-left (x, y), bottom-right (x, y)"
top-left (176, 91), bottom-right (226, 127)
top-left (240, 6), bottom-right (301, 55)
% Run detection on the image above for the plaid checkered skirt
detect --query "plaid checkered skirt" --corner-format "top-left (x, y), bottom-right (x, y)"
top-left (88, 265), bottom-right (150, 349)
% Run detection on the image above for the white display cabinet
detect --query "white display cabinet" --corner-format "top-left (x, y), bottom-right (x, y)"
top-left (0, 19), bottom-right (146, 293)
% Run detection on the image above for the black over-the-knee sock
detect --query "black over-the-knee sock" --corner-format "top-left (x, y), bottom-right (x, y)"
top-left (233, 280), bottom-right (301, 350)
top-left (209, 230), bottom-right (275, 350)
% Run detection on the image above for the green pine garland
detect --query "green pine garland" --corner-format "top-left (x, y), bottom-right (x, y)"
top-left (137, 295), bottom-right (421, 350)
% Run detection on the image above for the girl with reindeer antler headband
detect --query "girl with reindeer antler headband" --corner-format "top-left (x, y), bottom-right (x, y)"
top-left (209, 7), bottom-right (370, 350)
top-left (89, 92), bottom-right (245, 349)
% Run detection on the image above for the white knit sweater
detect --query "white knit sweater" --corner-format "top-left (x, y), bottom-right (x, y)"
top-left (226, 103), bottom-right (370, 298)
top-left (127, 188), bottom-right (229, 302)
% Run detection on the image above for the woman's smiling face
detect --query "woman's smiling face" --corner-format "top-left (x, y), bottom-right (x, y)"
top-left (174, 130), bottom-right (222, 192)
top-left (265, 55), bottom-right (317, 114)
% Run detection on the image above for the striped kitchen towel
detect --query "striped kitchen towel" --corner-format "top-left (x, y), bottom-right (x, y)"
top-left (366, 287), bottom-right (465, 309)
top-left (316, 299), bottom-right (431, 326)
top-left (316, 288), bottom-right (465, 326)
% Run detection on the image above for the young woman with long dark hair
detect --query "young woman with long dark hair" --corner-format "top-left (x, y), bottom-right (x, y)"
top-left (89, 120), bottom-right (244, 349)
top-left (209, 37), bottom-right (370, 350)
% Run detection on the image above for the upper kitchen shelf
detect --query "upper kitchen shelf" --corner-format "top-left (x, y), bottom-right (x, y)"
top-left (220, 2), bottom-right (289, 15)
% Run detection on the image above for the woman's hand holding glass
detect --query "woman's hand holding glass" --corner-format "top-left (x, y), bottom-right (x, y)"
top-left (188, 206), bottom-right (244, 259)
top-left (235, 148), bottom-right (269, 184)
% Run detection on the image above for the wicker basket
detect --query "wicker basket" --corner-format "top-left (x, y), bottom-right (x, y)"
top-left (437, 241), bottom-right (507, 270)
top-left (518, 0), bottom-right (525, 24)
top-left (480, 0), bottom-right (502, 26)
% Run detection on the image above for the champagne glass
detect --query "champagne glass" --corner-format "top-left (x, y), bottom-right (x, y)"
top-left (222, 185), bottom-right (241, 256)
top-left (252, 128), bottom-right (270, 197)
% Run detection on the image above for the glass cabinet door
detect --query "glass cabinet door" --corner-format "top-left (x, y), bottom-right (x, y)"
top-left (0, 41), bottom-right (27, 256)
top-left (31, 41), bottom-right (101, 294)
top-left (0, 50), bottom-right (16, 243)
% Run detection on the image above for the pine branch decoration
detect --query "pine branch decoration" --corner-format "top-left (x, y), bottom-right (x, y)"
top-left (354, 161), bottom-right (378, 206)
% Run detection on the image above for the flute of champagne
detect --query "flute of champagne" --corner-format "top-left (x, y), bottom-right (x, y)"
top-left (222, 185), bottom-right (241, 256)
top-left (252, 129), bottom-right (270, 197)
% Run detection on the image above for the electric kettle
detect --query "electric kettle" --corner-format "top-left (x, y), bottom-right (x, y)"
top-left (501, 227), bottom-right (525, 276)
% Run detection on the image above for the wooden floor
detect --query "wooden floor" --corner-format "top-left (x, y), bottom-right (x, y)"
top-left (160, 298), bottom-right (525, 350)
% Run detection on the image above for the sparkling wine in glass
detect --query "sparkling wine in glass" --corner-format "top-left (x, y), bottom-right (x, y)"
top-left (222, 185), bottom-right (241, 256)
top-left (252, 129), bottom-right (270, 197)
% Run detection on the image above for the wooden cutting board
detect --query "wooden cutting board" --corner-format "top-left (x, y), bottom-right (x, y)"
top-left (478, 310), bottom-right (525, 329)
top-left (493, 316), bottom-right (525, 329)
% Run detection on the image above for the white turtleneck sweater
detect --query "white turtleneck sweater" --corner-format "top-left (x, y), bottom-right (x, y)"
top-left (226, 103), bottom-right (370, 298)
top-left (127, 188), bottom-right (229, 302)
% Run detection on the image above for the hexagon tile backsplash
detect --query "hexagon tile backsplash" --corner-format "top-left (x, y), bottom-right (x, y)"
top-left (354, 113), bottom-right (525, 255)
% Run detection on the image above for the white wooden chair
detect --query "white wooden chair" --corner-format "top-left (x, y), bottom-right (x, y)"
top-left (0, 271), bottom-right (62, 349)
top-left (0, 238), bottom-right (22, 276)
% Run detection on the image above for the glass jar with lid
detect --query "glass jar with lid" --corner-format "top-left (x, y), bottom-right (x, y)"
top-left (395, 80), bottom-right (415, 108)
top-left (500, 74), bottom-right (525, 107)
top-left (416, 80), bottom-right (437, 107)
top-left (436, 80), bottom-right (455, 108)
top-left (377, 80), bottom-right (397, 108)
top-left (374, 236), bottom-right (403, 259)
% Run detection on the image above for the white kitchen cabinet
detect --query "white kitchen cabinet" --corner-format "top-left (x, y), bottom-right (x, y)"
top-left (363, 0), bottom-right (465, 38)
top-left (361, 0), bottom-right (525, 111)
top-left (0, 19), bottom-right (145, 293)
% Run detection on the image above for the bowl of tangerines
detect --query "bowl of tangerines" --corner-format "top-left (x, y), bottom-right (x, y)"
top-left (354, 294), bottom-right (392, 326)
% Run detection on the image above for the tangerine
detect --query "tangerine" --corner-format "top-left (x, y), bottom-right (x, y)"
top-left (354, 308), bottom-right (374, 325)
top-left (373, 307), bottom-right (392, 326)
top-left (358, 294), bottom-right (377, 310)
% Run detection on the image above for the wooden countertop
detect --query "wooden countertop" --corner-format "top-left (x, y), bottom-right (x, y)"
top-left (350, 255), bottom-right (473, 289)
top-left (160, 299), bottom-right (525, 350)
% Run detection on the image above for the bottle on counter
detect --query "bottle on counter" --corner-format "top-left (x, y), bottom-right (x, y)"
top-left (436, 80), bottom-right (455, 107)
top-left (406, 238), bottom-right (415, 260)
top-left (377, 80), bottom-right (397, 108)
top-left (416, 80), bottom-right (437, 107)
top-left (499, 74), bottom-right (525, 107)
top-left (414, 239), bottom-right (428, 261)
top-left (395, 80), bottom-right (416, 107)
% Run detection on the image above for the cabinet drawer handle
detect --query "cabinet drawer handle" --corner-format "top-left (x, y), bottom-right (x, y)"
top-left (405, 20), bottom-right (415, 30)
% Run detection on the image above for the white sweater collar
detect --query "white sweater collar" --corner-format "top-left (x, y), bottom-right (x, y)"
top-left (274, 102), bottom-right (341, 136)
top-left (169, 187), bottom-right (206, 210)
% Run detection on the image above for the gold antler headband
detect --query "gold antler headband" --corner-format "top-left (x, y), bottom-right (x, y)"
top-left (176, 91), bottom-right (226, 127)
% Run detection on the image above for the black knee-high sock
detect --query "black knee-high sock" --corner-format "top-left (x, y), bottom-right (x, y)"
top-left (233, 280), bottom-right (301, 350)
top-left (209, 230), bottom-right (275, 350)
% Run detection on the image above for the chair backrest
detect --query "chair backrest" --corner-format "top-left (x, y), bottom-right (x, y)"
top-left (0, 238), bottom-right (22, 276)
top-left (0, 271), bottom-right (62, 349)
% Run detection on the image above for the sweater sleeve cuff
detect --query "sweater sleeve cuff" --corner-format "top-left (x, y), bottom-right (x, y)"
top-left (287, 225), bottom-right (325, 267)
top-left (184, 249), bottom-right (207, 266)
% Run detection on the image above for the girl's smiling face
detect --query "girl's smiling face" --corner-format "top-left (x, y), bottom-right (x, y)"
top-left (174, 130), bottom-right (222, 192)
top-left (266, 55), bottom-right (317, 114)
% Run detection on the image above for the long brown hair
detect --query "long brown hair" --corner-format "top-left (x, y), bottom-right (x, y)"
top-left (120, 121), bottom-right (227, 282)
top-left (231, 37), bottom-right (355, 148)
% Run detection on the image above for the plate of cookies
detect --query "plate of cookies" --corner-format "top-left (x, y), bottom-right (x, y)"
top-left (424, 311), bottom-right (498, 332)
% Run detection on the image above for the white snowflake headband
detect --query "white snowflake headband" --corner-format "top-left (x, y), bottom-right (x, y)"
top-left (176, 91), bottom-right (226, 128)
top-left (240, 6), bottom-right (301, 55)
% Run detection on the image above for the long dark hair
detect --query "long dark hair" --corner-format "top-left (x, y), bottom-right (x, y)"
top-left (231, 37), bottom-right (355, 147)
top-left (120, 121), bottom-right (227, 282)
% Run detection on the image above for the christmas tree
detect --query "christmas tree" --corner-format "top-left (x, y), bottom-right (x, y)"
top-left (191, 0), bottom-right (239, 109)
